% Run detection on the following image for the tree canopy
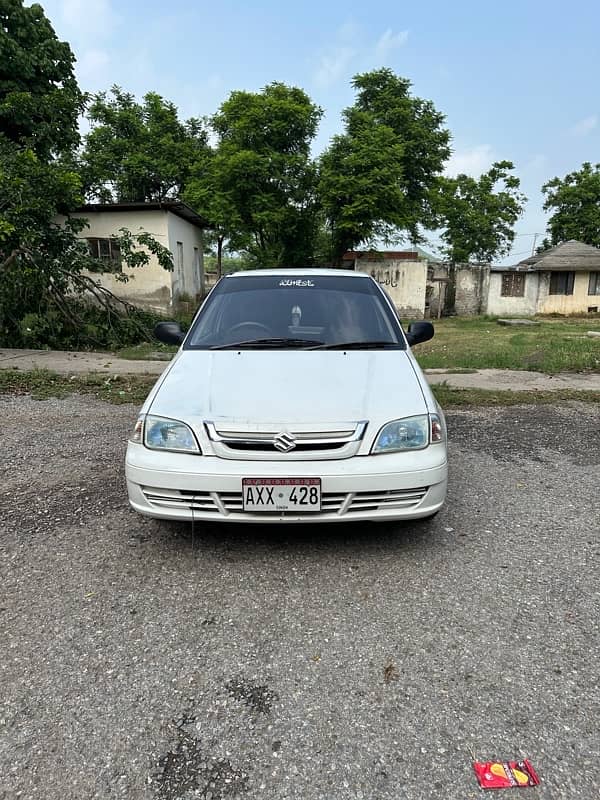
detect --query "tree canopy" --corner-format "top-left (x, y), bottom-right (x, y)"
top-left (319, 69), bottom-right (451, 263)
top-left (0, 2), bottom-right (173, 349)
top-left (542, 162), bottom-right (600, 247)
top-left (80, 87), bottom-right (210, 203)
top-left (200, 82), bottom-right (323, 268)
top-left (436, 161), bottom-right (526, 262)
top-left (0, 0), bottom-right (85, 158)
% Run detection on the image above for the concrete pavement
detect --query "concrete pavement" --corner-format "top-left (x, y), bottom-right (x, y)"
top-left (1, 347), bottom-right (600, 391)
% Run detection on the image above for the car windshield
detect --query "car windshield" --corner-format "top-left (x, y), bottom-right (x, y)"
top-left (184, 274), bottom-right (405, 349)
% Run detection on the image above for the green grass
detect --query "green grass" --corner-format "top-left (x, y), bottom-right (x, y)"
top-left (116, 341), bottom-right (177, 361)
top-left (431, 382), bottom-right (599, 408)
top-left (0, 369), bottom-right (156, 404)
top-left (415, 315), bottom-right (600, 374)
top-left (0, 368), bottom-right (597, 409)
top-left (114, 314), bottom-right (600, 373)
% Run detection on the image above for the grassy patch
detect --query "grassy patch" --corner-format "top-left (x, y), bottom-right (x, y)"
top-left (1, 367), bottom-right (598, 410)
top-left (415, 315), bottom-right (600, 374)
top-left (432, 382), bottom-right (600, 408)
top-left (116, 341), bottom-right (177, 361)
top-left (0, 369), bottom-right (156, 404)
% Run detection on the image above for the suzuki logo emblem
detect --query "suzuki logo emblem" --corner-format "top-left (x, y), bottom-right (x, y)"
top-left (273, 432), bottom-right (297, 452)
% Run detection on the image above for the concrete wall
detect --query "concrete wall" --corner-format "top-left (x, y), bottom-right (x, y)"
top-left (359, 259), bottom-right (427, 318)
top-left (454, 263), bottom-right (490, 315)
top-left (67, 208), bottom-right (172, 312)
top-left (486, 271), bottom-right (538, 316)
top-left (537, 272), bottom-right (598, 314)
top-left (487, 271), bottom-right (599, 315)
top-left (65, 208), bottom-right (204, 313)
top-left (166, 212), bottom-right (204, 301)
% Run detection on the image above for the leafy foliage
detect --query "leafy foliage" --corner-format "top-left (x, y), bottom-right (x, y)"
top-left (80, 87), bottom-right (210, 202)
top-left (0, 138), bottom-right (174, 347)
top-left (318, 116), bottom-right (406, 263)
top-left (319, 69), bottom-right (451, 262)
top-left (436, 161), bottom-right (526, 262)
top-left (196, 82), bottom-right (323, 268)
top-left (542, 162), bottom-right (600, 247)
top-left (0, 3), bottom-right (175, 349)
top-left (0, 0), bottom-right (85, 158)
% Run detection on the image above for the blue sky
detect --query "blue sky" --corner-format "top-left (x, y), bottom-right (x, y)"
top-left (40, 0), bottom-right (600, 263)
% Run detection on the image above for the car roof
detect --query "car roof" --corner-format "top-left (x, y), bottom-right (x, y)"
top-left (225, 268), bottom-right (371, 279)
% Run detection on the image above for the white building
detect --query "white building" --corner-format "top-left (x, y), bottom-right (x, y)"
top-left (67, 202), bottom-right (208, 313)
top-left (488, 240), bottom-right (600, 316)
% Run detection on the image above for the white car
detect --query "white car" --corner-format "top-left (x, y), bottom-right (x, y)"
top-left (126, 269), bottom-right (448, 523)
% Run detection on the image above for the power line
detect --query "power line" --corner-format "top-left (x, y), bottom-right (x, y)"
top-left (512, 232), bottom-right (545, 238)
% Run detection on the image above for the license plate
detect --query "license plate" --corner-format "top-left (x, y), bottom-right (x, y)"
top-left (242, 478), bottom-right (321, 512)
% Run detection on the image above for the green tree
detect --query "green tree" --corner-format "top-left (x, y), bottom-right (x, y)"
top-left (80, 87), bottom-right (210, 202)
top-left (204, 82), bottom-right (323, 267)
top-left (318, 69), bottom-right (451, 263)
top-left (183, 147), bottom-right (249, 278)
top-left (542, 162), bottom-right (600, 247)
top-left (0, 0), bottom-right (85, 157)
top-left (0, 137), bottom-right (174, 348)
top-left (437, 161), bottom-right (526, 262)
top-left (0, 3), bottom-right (174, 348)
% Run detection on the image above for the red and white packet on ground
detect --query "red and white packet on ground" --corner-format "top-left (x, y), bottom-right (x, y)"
top-left (473, 759), bottom-right (540, 789)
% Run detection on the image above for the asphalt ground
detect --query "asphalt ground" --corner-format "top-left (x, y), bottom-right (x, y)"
top-left (0, 395), bottom-right (599, 799)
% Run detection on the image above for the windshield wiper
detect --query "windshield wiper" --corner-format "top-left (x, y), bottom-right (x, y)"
top-left (310, 340), bottom-right (400, 350)
top-left (210, 337), bottom-right (324, 350)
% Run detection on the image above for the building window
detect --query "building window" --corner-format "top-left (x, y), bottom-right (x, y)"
top-left (501, 272), bottom-right (525, 297)
top-left (86, 237), bottom-right (122, 270)
top-left (588, 272), bottom-right (600, 295)
top-left (549, 271), bottom-right (575, 295)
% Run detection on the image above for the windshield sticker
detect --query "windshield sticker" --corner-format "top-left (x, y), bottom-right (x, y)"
top-left (279, 279), bottom-right (315, 287)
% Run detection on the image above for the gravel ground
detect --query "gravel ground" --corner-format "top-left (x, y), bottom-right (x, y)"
top-left (0, 395), bottom-right (599, 800)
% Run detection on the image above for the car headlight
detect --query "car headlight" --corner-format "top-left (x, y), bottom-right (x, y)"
top-left (129, 414), bottom-right (201, 453)
top-left (372, 414), bottom-right (444, 454)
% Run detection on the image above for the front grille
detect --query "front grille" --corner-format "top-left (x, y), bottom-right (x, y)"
top-left (224, 442), bottom-right (346, 453)
top-left (142, 486), bottom-right (427, 516)
top-left (204, 421), bottom-right (367, 461)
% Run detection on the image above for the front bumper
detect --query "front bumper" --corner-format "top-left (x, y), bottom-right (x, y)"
top-left (125, 443), bottom-right (448, 523)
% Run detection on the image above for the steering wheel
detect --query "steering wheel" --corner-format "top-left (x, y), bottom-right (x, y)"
top-left (228, 321), bottom-right (273, 338)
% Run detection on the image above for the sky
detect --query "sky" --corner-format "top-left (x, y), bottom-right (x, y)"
top-left (39, 0), bottom-right (600, 264)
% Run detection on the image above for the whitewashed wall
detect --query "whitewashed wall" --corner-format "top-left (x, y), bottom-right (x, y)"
top-left (167, 212), bottom-right (204, 301)
top-left (62, 208), bottom-right (204, 312)
top-left (358, 259), bottom-right (427, 318)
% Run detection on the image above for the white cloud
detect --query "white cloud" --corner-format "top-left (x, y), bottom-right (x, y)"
top-left (375, 29), bottom-right (409, 60)
top-left (445, 144), bottom-right (494, 177)
top-left (313, 23), bottom-right (408, 89)
top-left (313, 21), bottom-right (359, 89)
top-left (314, 46), bottom-right (357, 89)
top-left (58, 0), bottom-right (116, 38)
top-left (570, 114), bottom-right (598, 136)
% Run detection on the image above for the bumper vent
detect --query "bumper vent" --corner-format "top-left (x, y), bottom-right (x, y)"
top-left (141, 486), bottom-right (428, 516)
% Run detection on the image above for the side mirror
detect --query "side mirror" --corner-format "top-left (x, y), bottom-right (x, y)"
top-left (405, 321), bottom-right (434, 346)
top-left (154, 321), bottom-right (185, 345)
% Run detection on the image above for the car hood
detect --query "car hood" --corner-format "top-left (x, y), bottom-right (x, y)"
top-left (148, 350), bottom-right (427, 425)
